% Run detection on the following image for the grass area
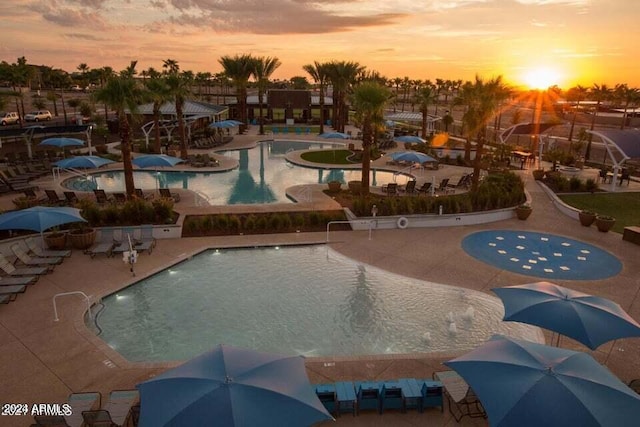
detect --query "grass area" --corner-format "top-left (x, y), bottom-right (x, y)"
top-left (300, 149), bottom-right (357, 165)
top-left (559, 192), bottom-right (640, 233)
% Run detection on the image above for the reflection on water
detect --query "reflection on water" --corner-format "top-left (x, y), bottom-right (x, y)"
top-left (63, 140), bottom-right (411, 205)
top-left (95, 246), bottom-right (542, 362)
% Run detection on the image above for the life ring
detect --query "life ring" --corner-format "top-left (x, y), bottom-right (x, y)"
top-left (397, 217), bottom-right (409, 229)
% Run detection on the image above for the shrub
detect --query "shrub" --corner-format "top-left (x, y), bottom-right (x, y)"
top-left (243, 215), bottom-right (257, 231)
top-left (569, 177), bottom-right (582, 192)
top-left (255, 215), bottom-right (268, 230)
top-left (585, 178), bottom-right (597, 193)
top-left (228, 215), bottom-right (241, 232)
top-left (152, 198), bottom-right (174, 223)
top-left (292, 214), bottom-right (305, 228)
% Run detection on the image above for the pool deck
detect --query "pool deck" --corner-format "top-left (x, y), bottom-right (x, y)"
top-left (1, 130), bottom-right (640, 426)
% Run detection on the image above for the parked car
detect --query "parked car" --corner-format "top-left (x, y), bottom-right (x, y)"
top-left (24, 110), bottom-right (52, 122)
top-left (70, 85), bottom-right (83, 92)
top-left (0, 111), bottom-right (20, 125)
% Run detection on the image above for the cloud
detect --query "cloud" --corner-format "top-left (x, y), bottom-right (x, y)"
top-left (64, 32), bottom-right (109, 41)
top-left (35, 5), bottom-right (110, 30)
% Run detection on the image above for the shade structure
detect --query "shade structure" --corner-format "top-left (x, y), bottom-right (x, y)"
top-left (492, 282), bottom-right (640, 350)
top-left (132, 154), bottom-right (184, 169)
top-left (394, 135), bottom-right (426, 144)
top-left (39, 137), bottom-right (85, 148)
top-left (318, 132), bottom-right (350, 139)
top-left (209, 119), bottom-right (243, 128)
top-left (54, 155), bottom-right (114, 169)
top-left (137, 344), bottom-right (333, 427)
top-left (389, 150), bottom-right (436, 164)
top-left (0, 206), bottom-right (86, 233)
top-left (445, 335), bottom-right (640, 427)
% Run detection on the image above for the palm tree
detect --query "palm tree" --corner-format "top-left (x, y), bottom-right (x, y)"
top-left (252, 56), bottom-right (281, 135)
top-left (218, 54), bottom-right (256, 126)
top-left (94, 62), bottom-right (143, 198)
top-left (326, 61), bottom-right (364, 132)
top-left (303, 61), bottom-right (330, 134)
top-left (615, 84), bottom-right (640, 130)
top-left (392, 77), bottom-right (402, 112)
top-left (144, 73), bottom-right (172, 154)
top-left (565, 85), bottom-right (588, 142)
top-left (585, 84), bottom-right (611, 160)
top-left (415, 86), bottom-right (436, 138)
top-left (457, 75), bottom-right (510, 190)
top-left (351, 81), bottom-right (392, 194)
top-left (163, 61), bottom-right (192, 159)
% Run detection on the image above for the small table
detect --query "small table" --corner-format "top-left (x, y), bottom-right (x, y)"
top-left (433, 371), bottom-right (469, 402)
top-left (398, 378), bottom-right (423, 412)
top-left (335, 381), bottom-right (357, 417)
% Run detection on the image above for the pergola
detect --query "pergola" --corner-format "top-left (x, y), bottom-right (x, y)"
top-left (499, 122), bottom-right (563, 168)
top-left (587, 129), bottom-right (640, 190)
top-left (0, 124), bottom-right (93, 159)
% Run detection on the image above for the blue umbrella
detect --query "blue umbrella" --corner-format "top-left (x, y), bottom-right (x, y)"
top-left (445, 335), bottom-right (640, 427)
top-left (319, 132), bottom-right (350, 139)
top-left (492, 282), bottom-right (640, 350)
top-left (390, 151), bottom-right (436, 164)
top-left (0, 206), bottom-right (86, 232)
top-left (209, 120), bottom-right (243, 128)
top-left (39, 137), bottom-right (85, 148)
top-left (132, 154), bottom-right (184, 169)
top-left (394, 135), bottom-right (426, 144)
top-left (55, 155), bottom-right (114, 169)
top-left (137, 344), bottom-right (333, 427)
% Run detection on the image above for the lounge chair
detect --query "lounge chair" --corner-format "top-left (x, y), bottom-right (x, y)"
top-left (82, 389), bottom-right (139, 427)
top-left (32, 415), bottom-right (71, 426)
top-left (113, 192), bottom-right (127, 203)
top-left (134, 225), bottom-right (156, 254)
top-left (417, 182), bottom-right (432, 195)
top-left (436, 178), bottom-right (451, 193)
top-left (11, 242), bottom-right (62, 268)
top-left (135, 188), bottom-right (152, 200)
top-left (64, 392), bottom-right (101, 427)
top-left (315, 384), bottom-right (337, 417)
top-left (0, 284), bottom-right (27, 302)
top-left (112, 228), bottom-right (133, 255)
top-left (64, 191), bottom-right (79, 204)
top-left (45, 189), bottom-right (66, 205)
top-left (0, 274), bottom-right (38, 286)
top-left (0, 253), bottom-right (49, 276)
top-left (26, 237), bottom-right (71, 258)
top-left (85, 229), bottom-right (116, 258)
top-left (382, 182), bottom-right (398, 196)
top-left (93, 189), bottom-right (113, 204)
top-left (400, 180), bottom-right (417, 195)
top-left (159, 188), bottom-right (180, 202)
top-left (356, 381), bottom-right (381, 413)
top-left (380, 381), bottom-right (404, 414)
top-left (629, 379), bottom-right (640, 394)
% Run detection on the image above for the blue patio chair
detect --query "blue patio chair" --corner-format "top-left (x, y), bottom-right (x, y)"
top-left (421, 380), bottom-right (444, 412)
top-left (295, 127), bottom-right (302, 135)
top-left (398, 378), bottom-right (423, 412)
top-left (380, 381), bottom-right (404, 413)
top-left (305, 127), bottom-right (311, 134)
top-left (356, 381), bottom-right (380, 413)
top-left (315, 384), bottom-right (336, 416)
top-left (283, 127), bottom-right (289, 134)
top-left (272, 127), bottom-right (279, 135)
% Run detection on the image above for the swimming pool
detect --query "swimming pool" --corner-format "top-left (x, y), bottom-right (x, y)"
top-left (462, 230), bottom-right (622, 280)
top-left (63, 140), bottom-right (411, 205)
top-left (93, 245), bottom-right (541, 362)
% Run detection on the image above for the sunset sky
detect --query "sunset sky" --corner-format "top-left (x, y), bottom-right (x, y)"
top-left (1, 0), bottom-right (638, 89)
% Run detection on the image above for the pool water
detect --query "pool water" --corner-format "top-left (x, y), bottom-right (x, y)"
top-left (63, 140), bottom-right (410, 205)
top-left (462, 230), bottom-right (622, 280)
top-left (94, 246), bottom-right (541, 362)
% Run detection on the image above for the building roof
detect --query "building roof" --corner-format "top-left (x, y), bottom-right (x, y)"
top-left (385, 112), bottom-right (440, 123)
top-left (133, 100), bottom-right (227, 116)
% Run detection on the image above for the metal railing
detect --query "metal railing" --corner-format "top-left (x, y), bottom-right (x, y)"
top-left (326, 220), bottom-right (375, 242)
top-left (52, 291), bottom-right (93, 322)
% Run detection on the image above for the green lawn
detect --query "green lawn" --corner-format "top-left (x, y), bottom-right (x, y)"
top-left (300, 149), bottom-right (356, 165)
top-left (559, 192), bottom-right (640, 233)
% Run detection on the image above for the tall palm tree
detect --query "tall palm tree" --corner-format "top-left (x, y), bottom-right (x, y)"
top-left (163, 63), bottom-right (192, 159)
top-left (252, 56), bottom-right (281, 135)
top-left (585, 83), bottom-right (611, 160)
top-left (303, 61), bottom-right (330, 134)
top-left (94, 62), bottom-right (143, 198)
top-left (457, 75), bottom-right (510, 190)
top-left (415, 86), bottom-right (436, 138)
top-left (326, 61), bottom-right (364, 133)
top-left (351, 81), bottom-right (392, 194)
top-left (614, 84), bottom-right (640, 130)
top-left (218, 54), bottom-right (256, 126)
top-left (565, 85), bottom-right (588, 142)
top-left (145, 72), bottom-right (172, 154)
top-left (392, 77), bottom-right (402, 112)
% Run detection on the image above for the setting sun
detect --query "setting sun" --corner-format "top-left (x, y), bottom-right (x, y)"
top-left (523, 67), bottom-right (561, 90)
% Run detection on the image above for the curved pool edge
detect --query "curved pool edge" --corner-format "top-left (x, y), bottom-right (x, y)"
top-left (79, 241), bottom-right (546, 370)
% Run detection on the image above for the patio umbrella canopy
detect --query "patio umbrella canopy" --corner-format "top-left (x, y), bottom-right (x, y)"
top-left (445, 335), bottom-right (640, 427)
top-left (55, 155), bottom-right (114, 169)
top-left (209, 120), bottom-right (243, 128)
top-left (39, 137), bottom-right (85, 148)
top-left (390, 150), bottom-right (436, 164)
top-left (0, 206), bottom-right (86, 233)
top-left (318, 132), bottom-right (350, 139)
top-left (394, 135), bottom-right (426, 144)
top-left (492, 282), bottom-right (640, 350)
top-left (137, 344), bottom-right (333, 427)
top-left (132, 154), bottom-right (184, 169)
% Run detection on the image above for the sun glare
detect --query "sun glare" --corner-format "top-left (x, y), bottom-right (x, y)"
top-left (523, 66), bottom-right (560, 90)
